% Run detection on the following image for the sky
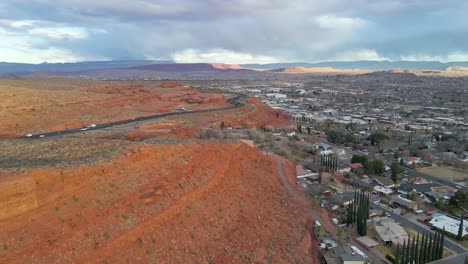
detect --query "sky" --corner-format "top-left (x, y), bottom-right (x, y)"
top-left (0, 0), bottom-right (467, 64)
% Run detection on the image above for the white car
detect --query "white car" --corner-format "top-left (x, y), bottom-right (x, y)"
top-left (25, 134), bottom-right (33, 137)
top-left (39, 135), bottom-right (45, 138)
top-left (80, 128), bottom-right (88, 131)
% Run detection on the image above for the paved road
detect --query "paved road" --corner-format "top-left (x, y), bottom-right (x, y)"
top-left (19, 94), bottom-right (248, 139)
top-left (400, 165), bottom-right (468, 191)
top-left (370, 202), bottom-right (467, 254)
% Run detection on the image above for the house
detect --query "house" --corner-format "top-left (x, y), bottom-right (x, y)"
top-left (424, 186), bottom-right (456, 203)
top-left (349, 163), bottom-right (364, 173)
top-left (331, 192), bottom-right (355, 207)
top-left (373, 186), bottom-right (394, 196)
top-left (355, 236), bottom-right (378, 249)
top-left (334, 148), bottom-right (346, 156)
top-left (397, 183), bottom-right (439, 195)
top-left (323, 244), bottom-right (368, 264)
top-left (374, 219), bottom-right (409, 246)
top-left (315, 143), bottom-right (332, 151)
top-left (343, 178), bottom-right (372, 190)
top-left (373, 176), bottom-right (395, 189)
top-left (265, 93), bottom-right (287, 99)
top-left (397, 184), bottom-right (416, 195)
top-left (413, 177), bottom-right (431, 185)
top-left (423, 141), bottom-right (436, 149)
top-left (393, 195), bottom-right (418, 211)
top-left (429, 214), bottom-right (468, 239)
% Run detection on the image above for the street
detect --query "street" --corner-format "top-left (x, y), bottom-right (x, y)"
top-left (19, 94), bottom-right (247, 139)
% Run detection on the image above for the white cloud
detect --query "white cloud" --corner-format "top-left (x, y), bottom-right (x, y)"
top-left (170, 49), bottom-right (281, 64)
top-left (0, 46), bottom-right (86, 63)
top-left (315, 15), bottom-right (367, 30)
top-left (0, 35), bottom-right (97, 63)
top-left (401, 52), bottom-right (468, 62)
top-left (28, 27), bottom-right (89, 40)
top-left (0, 19), bottom-right (40, 28)
top-left (0, 27), bottom-right (17, 36)
top-left (331, 49), bottom-right (389, 61)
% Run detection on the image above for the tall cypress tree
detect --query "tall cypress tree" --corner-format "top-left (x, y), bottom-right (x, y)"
top-left (427, 234), bottom-right (433, 262)
top-left (395, 243), bottom-right (401, 264)
top-left (421, 233), bottom-right (427, 264)
top-left (347, 203), bottom-right (351, 226)
top-left (406, 236), bottom-right (411, 263)
top-left (439, 227), bottom-right (445, 259)
top-left (420, 233), bottom-right (426, 264)
top-left (401, 239), bottom-right (407, 264)
top-left (432, 232), bottom-right (439, 261)
top-left (411, 235), bottom-right (417, 264)
top-left (405, 237), bottom-right (411, 264)
top-left (457, 216), bottom-right (464, 241)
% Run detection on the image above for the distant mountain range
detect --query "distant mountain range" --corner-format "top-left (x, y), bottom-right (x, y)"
top-left (0, 60), bottom-right (173, 73)
top-left (2, 60), bottom-right (468, 74)
top-left (2, 60), bottom-right (468, 79)
top-left (242, 60), bottom-right (468, 70)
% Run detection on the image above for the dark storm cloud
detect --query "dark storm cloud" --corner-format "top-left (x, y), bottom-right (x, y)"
top-left (1, 0), bottom-right (467, 63)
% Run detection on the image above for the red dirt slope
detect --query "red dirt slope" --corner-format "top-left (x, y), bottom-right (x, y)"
top-left (0, 79), bottom-right (225, 135)
top-left (0, 142), bottom-right (311, 263)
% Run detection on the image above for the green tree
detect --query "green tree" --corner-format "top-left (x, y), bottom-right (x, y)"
top-left (411, 236), bottom-right (417, 264)
top-left (365, 159), bottom-right (385, 174)
top-left (345, 133), bottom-right (356, 143)
top-left (345, 236), bottom-right (351, 244)
top-left (369, 132), bottom-right (389, 146)
top-left (427, 234), bottom-right (433, 262)
top-left (337, 228), bottom-right (345, 241)
top-left (315, 225), bottom-right (324, 237)
top-left (394, 243), bottom-right (401, 264)
top-left (297, 124), bottom-right (302, 133)
top-left (439, 227), bottom-right (445, 259)
top-left (351, 154), bottom-right (368, 165)
top-left (391, 161), bottom-right (401, 183)
top-left (449, 191), bottom-right (468, 209)
top-left (457, 216), bottom-right (464, 241)
top-left (326, 130), bottom-right (345, 144)
top-left (220, 121), bottom-right (225, 130)
top-left (419, 233), bottom-right (426, 264)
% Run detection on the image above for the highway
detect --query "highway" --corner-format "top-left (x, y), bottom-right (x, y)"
top-left (370, 202), bottom-right (467, 254)
top-left (19, 94), bottom-right (247, 139)
top-left (400, 165), bottom-right (468, 191)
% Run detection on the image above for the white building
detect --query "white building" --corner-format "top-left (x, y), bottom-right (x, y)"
top-left (265, 93), bottom-right (287, 99)
top-left (429, 214), bottom-right (468, 238)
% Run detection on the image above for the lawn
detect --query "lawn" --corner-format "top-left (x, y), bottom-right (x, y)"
top-left (419, 166), bottom-right (468, 182)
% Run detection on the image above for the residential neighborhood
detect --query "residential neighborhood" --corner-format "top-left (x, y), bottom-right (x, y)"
top-left (199, 76), bottom-right (467, 264)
